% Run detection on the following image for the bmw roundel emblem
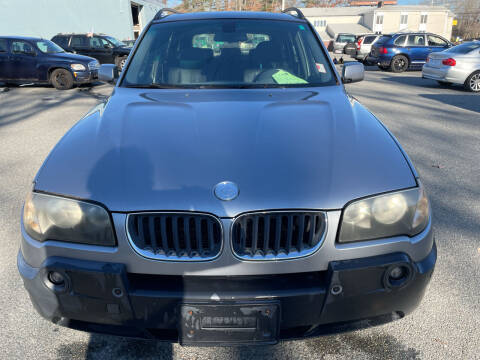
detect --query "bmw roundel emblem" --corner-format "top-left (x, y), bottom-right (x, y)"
top-left (214, 181), bottom-right (239, 201)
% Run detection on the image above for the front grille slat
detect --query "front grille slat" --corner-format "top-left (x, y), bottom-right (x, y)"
top-left (286, 215), bottom-right (293, 254)
top-left (149, 216), bottom-right (157, 252)
top-left (275, 215), bottom-right (282, 255)
top-left (251, 216), bottom-right (259, 255)
top-left (207, 220), bottom-right (215, 255)
top-left (137, 216), bottom-right (145, 248)
top-left (297, 215), bottom-right (305, 252)
top-left (308, 215), bottom-right (316, 247)
top-left (172, 216), bottom-right (180, 254)
top-left (195, 217), bottom-right (202, 252)
top-left (232, 211), bottom-right (326, 260)
top-left (127, 213), bottom-right (222, 261)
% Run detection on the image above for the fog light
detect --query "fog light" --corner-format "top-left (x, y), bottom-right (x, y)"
top-left (384, 265), bottom-right (412, 288)
top-left (47, 271), bottom-right (65, 285)
top-left (389, 266), bottom-right (405, 280)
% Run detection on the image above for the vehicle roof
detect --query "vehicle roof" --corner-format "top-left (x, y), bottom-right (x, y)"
top-left (0, 36), bottom-right (45, 41)
top-left (53, 33), bottom-right (108, 36)
top-left (153, 11), bottom-right (306, 23)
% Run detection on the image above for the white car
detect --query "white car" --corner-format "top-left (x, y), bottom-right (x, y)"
top-left (422, 41), bottom-right (480, 92)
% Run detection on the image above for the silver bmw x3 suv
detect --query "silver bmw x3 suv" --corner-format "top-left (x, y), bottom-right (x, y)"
top-left (18, 8), bottom-right (435, 346)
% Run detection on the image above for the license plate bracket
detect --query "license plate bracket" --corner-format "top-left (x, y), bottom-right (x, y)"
top-left (179, 302), bottom-right (280, 346)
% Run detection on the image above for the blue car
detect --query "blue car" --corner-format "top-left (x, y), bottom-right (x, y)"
top-left (0, 36), bottom-right (100, 90)
top-left (368, 32), bottom-right (452, 73)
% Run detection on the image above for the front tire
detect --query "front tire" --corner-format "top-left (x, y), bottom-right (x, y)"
top-left (390, 55), bottom-right (409, 73)
top-left (50, 69), bottom-right (74, 90)
top-left (465, 71), bottom-right (480, 92)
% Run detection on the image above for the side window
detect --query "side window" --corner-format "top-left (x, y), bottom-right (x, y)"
top-left (52, 36), bottom-right (68, 48)
top-left (0, 39), bottom-right (8, 53)
top-left (71, 36), bottom-right (87, 48)
top-left (407, 35), bottom-right (425, 46)
top-left (428, 35), bottom-right (447, 47)
top-left (363, 36), bottom-right (376, 45)
top-left (90, 37), bottom-right (110, 49)
top-left (394, 35), bottom-right (407, 46)
top-left (11, 41), bottom-right (35, 54)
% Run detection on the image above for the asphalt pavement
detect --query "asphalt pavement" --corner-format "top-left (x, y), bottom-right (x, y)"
top-left (0, 71), bottom-right (479, 359)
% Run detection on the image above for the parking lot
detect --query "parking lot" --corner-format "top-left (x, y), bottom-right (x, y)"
top-left (1, 68), bottom-right (479, 359)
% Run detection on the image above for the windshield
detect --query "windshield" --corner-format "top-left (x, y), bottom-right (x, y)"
top-left (337, 34), bottom-right (356, 43)
top-left (105, 36), bottom-right (126, 47)
top-left (446, 42), bottom-right (480, 54)
top-left (122, 19), bottom-right (336, 89)
top-left (35, 40), bottom-right (64, 54)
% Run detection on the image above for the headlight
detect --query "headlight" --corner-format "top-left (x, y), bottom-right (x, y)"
top-left (70, 63), bottom-right (86, 71)
top-left (338, 183), bottom-right (430, 243)
top-left (23, 192), bottom-right (115, 246)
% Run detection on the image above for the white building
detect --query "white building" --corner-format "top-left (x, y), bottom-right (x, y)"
top-left (301, 5), bottom-right (455, 41)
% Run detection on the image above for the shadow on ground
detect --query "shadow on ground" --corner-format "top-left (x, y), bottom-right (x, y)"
top-left (418, 93), bottom-right (480, 113)
top-left (55, 329), bottom-right (421, 360)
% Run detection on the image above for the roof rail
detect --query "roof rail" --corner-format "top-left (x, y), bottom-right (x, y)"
top-left (153, 8), bottom-right (181, 20)
top-left (282, 7), bottom-right (305, 20)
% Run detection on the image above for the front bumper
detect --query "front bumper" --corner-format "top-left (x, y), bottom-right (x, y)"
top-left (18, 243), bottom-right (436, 343)
top-left (73, 69), bottom-right (98, 84)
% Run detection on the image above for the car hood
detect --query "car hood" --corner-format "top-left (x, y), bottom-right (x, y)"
top-left (34, 86), bottom-right (416, 216)
top-left (51, 52), bottom-right (96, 63)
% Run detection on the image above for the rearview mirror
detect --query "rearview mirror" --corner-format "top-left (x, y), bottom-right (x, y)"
top-left (98, 64), bottom-right (119, 83)
top-left (342, 62), bottom-right (364, 84)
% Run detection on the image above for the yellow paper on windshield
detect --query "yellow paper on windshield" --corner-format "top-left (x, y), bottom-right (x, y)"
top-left (272, 70), bottom-right (308, 84)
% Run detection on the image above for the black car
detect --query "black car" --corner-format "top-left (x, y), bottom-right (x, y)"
top-left (51, 34), bottom-right (131, 69)
top-left (0, 36), bottom-right (99, 90)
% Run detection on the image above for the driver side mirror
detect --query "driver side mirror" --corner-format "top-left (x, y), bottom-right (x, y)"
top-left (98, 64), bottom-right (119, 83)
top-left (342, 62), bottom-right (364, 84)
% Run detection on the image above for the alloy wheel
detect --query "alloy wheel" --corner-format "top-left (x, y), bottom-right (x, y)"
top-left (470, 73), bottom-right (480, 92)
top-left (394, 58), bottom-right (406, 72)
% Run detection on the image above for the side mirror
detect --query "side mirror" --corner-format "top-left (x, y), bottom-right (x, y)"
top-left (104, 44), bottom-right (111, 49)
top-left (342, 62), bottom-right (364, 83)
top-left (98, 64), bottom-right (119, 83)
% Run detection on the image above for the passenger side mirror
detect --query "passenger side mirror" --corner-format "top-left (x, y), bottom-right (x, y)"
top-left (342, 62), bottom-right (364, 84)
top-left (98, 64), bottom-right (119, 83)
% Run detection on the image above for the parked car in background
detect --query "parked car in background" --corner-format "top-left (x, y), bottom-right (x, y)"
top-left (18, 8), bottom-right (435, 345)
top-left (355, 34), bottom-right (381, 64)
top-left (423, 41), bottom-right (480, 92)
top-left (0, 36), bottom-right (99, 90)
top-left (51, 33), bottom-right (131, 69)
top-left (333, 33), bottom-right (356, 54)
top-left (122, 39), bottom-right (136, 48)
top-left (368, 32), bottom-right (452, 73)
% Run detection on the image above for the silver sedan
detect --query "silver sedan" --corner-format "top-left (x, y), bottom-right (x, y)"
top-left (422, 41), bottom-right (480, 92)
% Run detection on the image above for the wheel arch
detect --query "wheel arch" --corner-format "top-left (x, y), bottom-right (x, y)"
top-left (47, 65), bottom-right (73, 83)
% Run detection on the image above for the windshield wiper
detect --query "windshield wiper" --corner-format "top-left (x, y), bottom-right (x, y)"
top-left (124, 84), bottom-right (185, 89)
